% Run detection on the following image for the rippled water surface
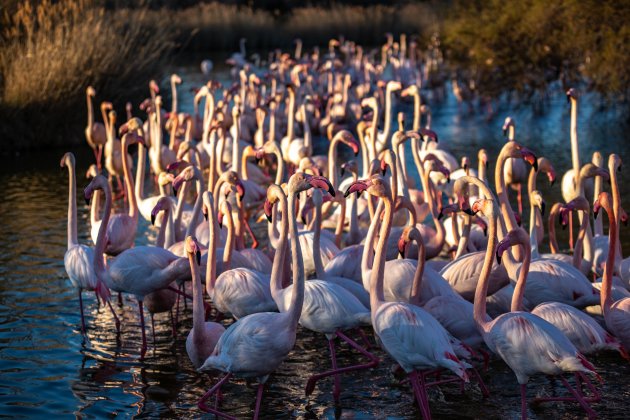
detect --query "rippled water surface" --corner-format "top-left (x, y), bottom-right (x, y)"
top-left (1, 64), bottom-right (630, 418)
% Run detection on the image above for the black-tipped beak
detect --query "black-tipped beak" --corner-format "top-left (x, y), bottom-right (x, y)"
top-left (381, 168), bottom-right (386, 176)
top-left (502, 128), bottom-right (507, 136)
top-left (173, 187), bottom-right (178, 197)
top-left (550, 179), bottom-right (555, 187)
top-left (540, 202), bottom-right (546, 216)
top-left (195, 249), bottom-right (201, 266)
top-left (85, 196), bottom-right (90, 206)
top-left (496, 251), bottom-right (502, 266)
top-left (593, 209), bottom-right (599, 219)
top-left (437, 210), bottom-right (444, 220)
top-left (266, 213), bottom-right (272, 223)
top-left (301, 214), bottom-right (306, 225)
top-left (203, 211), bottom-right (208, 222)
top-left (151, 214), bottom-right (156, 225)
top-left (463, 207), bottom-right (475, 216)
top-left (447, 175), bottom-right (451, 184)
top-left (340, 167), bottom-right (345, 177)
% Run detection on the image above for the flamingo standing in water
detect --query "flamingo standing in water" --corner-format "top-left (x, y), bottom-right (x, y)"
top-left (594, 190), bottom-right (630, 354)
top-left (265, 178), bottom-right (377, 403)
top-left (61, 152), bottom-right (110, 333)
top-left (345, 175), bottom-right (470, 419)
top-left (467, 196), bottom-right (599, 419)
top-left (196, 174), bottom-right (327, 419)
top-left (85, 174), bottom-right (192, 357)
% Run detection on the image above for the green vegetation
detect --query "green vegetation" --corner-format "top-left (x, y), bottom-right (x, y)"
top-left (443, 0), bottom-right (630, 100)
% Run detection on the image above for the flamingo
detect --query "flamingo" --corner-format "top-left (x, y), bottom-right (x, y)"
top-left (195, 174), bottom-right (313, 420)
top-left (185, 235), bottom-right (225, 369)
top-left (345, 175), bottom-right (470, 419)
top-left (467, 197), bottom-right (600, 419)
top-left (85, 175), bottom-right (192, 357)
top-left (265, 178), bottom-right (377, 403)
top-left (595, 190), bottom-right (630, 353)
top-left (84, 87), bottom-right (106, 170)
top-left (501, 117), bottom-right (528, 218)
top-left (61, 152), bottom-right (110, 333)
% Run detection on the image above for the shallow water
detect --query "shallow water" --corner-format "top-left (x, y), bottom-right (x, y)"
top-left (1, 63), bottom-right (630, 419)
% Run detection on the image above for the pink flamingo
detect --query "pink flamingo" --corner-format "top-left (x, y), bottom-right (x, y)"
top-left (469, 196), bottom-right (600, 419)
top-left (266, 178), bottom-right (377, 403)
top-left (61, 152), bottom-right (110, 333)
top-left (195, 175), bottom-right (317, 420)
top-left (594, 190), bottom-right (630, 354)
top-left (346, 175), bottom-right (470, 419)
top-left (85, 175), bottom-right (192, 357)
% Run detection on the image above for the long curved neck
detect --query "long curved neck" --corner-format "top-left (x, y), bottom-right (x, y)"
top-left (609, 158), bottom-right (623, 268)
top-left (86, 94), bottom-right (94, 130)
top-left (369, 195), bottom-right (393, 312)
top-left (361, 200), bottom-right (384, 290)
top-left (135, 143), bottom-right (147, 202)
top-left (94, 184), bottom-right (112, 279)
top-left (593, 168), bottom-right (604, 236)
top-left (527, 168), bottom-right (544, 240)
top-left (495, 149), bottom-right (519, 236)
top-left (529, 201), bottom-right (540, 260)
top-left (420, 169), bottom-right (445, 258)
top-left (312, 191), bottom-right (326, 279)
top-left (171, 80), bottom-right (178, 115)
top-left (287, 187), bottom-right (305, 328)
top-left (185, 177), bottom-right (205, 237)
top-left (121, 140), bottom-right (138, 220)
top-left (302, 105), bottom-right (312, 154)
top-left (478, 160), bottom-right (487, 190)
top-left (189, 250), bottom-right (205, 339)
top-left (368, 102), bottom-right (379, 162)
top-left (232, 115), bottom-right (242, 177)
top-left (270, 190), bottom-right (289, 302)
top-left (381, 87), bottom-right (394, 146)
top-left (66, 161), bottom-right (78, 248)
top-left (601, 205), bottom-right (617, 312)
top-left (570, 98), bottom-right (581, 190)
top-left (548, 204), bottom-right (561, 254)
top-left (411, 91), bottom-right (420, 131)
top-left (286, 90), bottom-right (295, 143)
top-left (328, 136), bottom-right (341, 189)
top-left (409, 233), bottom-right (426, 306)
top-left (393, 138), bottom-right (410, 197)
top-left (473, 204), bottom-right (497, 332)
top-left (357, 125), bottom-right (370, 179)
top-left (510, 239), bottom-right (531, 312)
top-left (222, 205), bottom-right (235, 270)
top-left (173, 181), bottom-right (190, 234)
top-left (454, 214), bottom-right (471, 259)
top-left (205, 199), bottom-right (218, 297)
top-left (90, 188), bottom-right (101, 225)
top-left (573, 209), bottom-right (589, 270)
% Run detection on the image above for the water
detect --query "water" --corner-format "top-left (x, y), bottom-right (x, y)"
top-left (1, 63), bottom-right (629, 419)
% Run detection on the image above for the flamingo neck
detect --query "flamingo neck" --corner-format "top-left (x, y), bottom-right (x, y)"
top-left (302, 105), bottom-right (312, 155)
top-left (312, 190), bottom-right (326, 279)
top-left (473, 203), bottom-right (497, 333)
top-left (205, 196), bottom-right (218, 297)
top-left (478, 161), bottom-right (487, 191)
top-left (185, 176), bottom-right (205, 237)
top-left (495, 148), bottom-right (519, 236)
top-left (409, 232), bottom-right (426, 306)
top-left (222, 206), bottom-right (235, 271)
top-left (361, 200), bottom-right (384, 291)
top-left (189, 251), bottom-right (205, 338)
top-left (273, 144), bottom-right (285, 185)
top-left (411, 91), bottom-right (420, 131)
top-left (573, 209), bottom-right (589, 270)
top-left (570, 98), bottom-right (581, 189)
top-left (90, 188), bottom-right (101, 226)
top-left (173, 181), bottom-right (190, 234)
top-left (593, 169), bottom-right (604, 236)
top-left (66, 160), bottom-right (78, 248)
top-left (601, 204), bottom-right (617, 312)
top-left (232, 117), bottom-right (242, 178)
top-left (86, 94), bottom-right (94, 130)
top-left (420, 170), bottom-right (445, 258)
top-left (368, 102), bottom-right (379, 162)
top-left (270, 188), bottom-right (289, 302)
top-left (454, 214), bottom-right (471, 260)
top-left (381, 88), bottom-right (394, 146)
top-left (511, 234), bottom-right (532, 312)
top-left (609, 158), bottom-right (624, 268)
top-left (171, 80), bottom-right (178, 116)
top-left (287, 187), bottom-right (305, 329)
top-left (348, 179), bottom-right (359, 244)
top-left (121, 140), bottom-right (138, 220)
top-left (358, 125), bottom-right (370, 179)
top-left (328, 135), bottom-right (341, 189)
top-left (94, 182), bottom-right (112, 280)
top-left (268, 107), bottom-right (276, 144)
top-left (370, 195), bottom-right (393, 313)
top-left (286, 89), bottom-right (295, 144)
top-left (393, 137), bottom-right (409, 197)
top-left (528, 201), bottom-right (540, 260)
top-left (135, 143), bottom-right (146, 202)
top-left (548, 204), bottom-right (561, 254)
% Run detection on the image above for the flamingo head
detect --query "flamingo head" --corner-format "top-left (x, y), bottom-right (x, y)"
top-left (166, 160), bottom-right (190, 175)
top-left (184, 236), bottom-right (202, 266)
top-left (593, 191), bottom-right (613, 219)
top-left (502, 116), bottom-right (514, 135)
top-left (566, 88), bottom-right (577, 103)
top-left (151, 196), bottom-right (171, 226)
top-left (621, 208), bottom-right (629, 226)
top-left (340, 160), bottom-right (358, 178)
top-left (172, 165), bottom-right (198, 194)
top-left (461, 156), bottom-right (470, 172)
top-left (558, 204), bottom-right (570, 229)
top-left (478, 149), bottom-right (489, 168)
top-left (379, 158), bottom-right (388, 176)
top-left (518, 145), bottom-right (538, 171)
top-left (85, 164), bottom-right (99, 179)
top-left (119, 117), bottom-right (144, 137)
top-left (86, 86), bottom-right (96, 96)
top-left (150, 80), bottom-right (159, 93)
top-left (84, 175), bottom-right (108, 205)
top-left (171, 74), bottom-right (182, 85)
top-left (475, 216), bottom-right (488, 236)
top-left (288, 172), bottom-right (335, 197)
top-left (496, 228), bottom-right (529, 265)
top-left (419, 127), bottom-right (438, 143)
top-left (531, 190), bottom-right (546, 216)
top-left (338, 130), bottom-right (360, 156)
top-left (345, 175), bottom-right (390, 199)
top-left (60, 152), bottom-right (75, 169)
top-left (609, 153), bottom-right (622, 173)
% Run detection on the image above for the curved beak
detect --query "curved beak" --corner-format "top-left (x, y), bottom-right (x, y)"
top-left (305, 174), bottom-right (335, 197)
top-left (397, 237), bottom-right (407, 258)
top-left (236, 180), bottom-right (245, 201)
top-left (344, 179), bottom-right (372, 198)
top-left (263, 199), bottom-right (273, 223)
top-left (520, 148), bottom-right (538, 171)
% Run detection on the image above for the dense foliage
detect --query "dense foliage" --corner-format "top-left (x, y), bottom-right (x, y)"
top-left (443, 0), bottom-right (630, 100)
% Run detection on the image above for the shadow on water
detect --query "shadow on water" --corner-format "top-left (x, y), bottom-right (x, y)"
top-left (0, 63), bottom-right (629, 418)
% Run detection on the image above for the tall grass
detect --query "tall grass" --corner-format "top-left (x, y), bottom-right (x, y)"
top-left (0, 0), bottom-right (174, 147)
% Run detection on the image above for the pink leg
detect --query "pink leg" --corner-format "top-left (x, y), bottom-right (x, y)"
top-left (470, 367), bottom-right (490, 397)
top-left (106, 299), bottom-right (121, 331)
top-left (304, 330), bottom-right (379, 398)
top-left (198, 373), bottom-right (237, 420)
top-left (243, 218), bottom-right (259, 249)
top-left (151, 314), bottom-right (156, 347)
top-left (576, 372), bottom-right (600, 402)
top-left (138, 300), bottom-right (147, 358)
top-left (78, 289), bottom-right (86, 334)
top-left (174, 289), bottom-right (181, 327)
top-left (355, 328), bottom-right (372, 349)
top-left (170, 308), bottom-right (177, 338)
top-left (252, 383), bottom-right (264, 420)
top-left (118, 292), bottom-right (123, 307)
top-left (559, 375), bottom-right (597, 418)
top-left (168, 285), bottom-right (193, 302)
top-left (520, 384), bottom-right (527, 420)
top-left (415, 371), bottom-right (432, 419)
top-left (329, 337), bottom-right (341, 403)
top-left (516, 184), bottom-right (523, 220)
top-left (479, 349), bottom-right (490, 372)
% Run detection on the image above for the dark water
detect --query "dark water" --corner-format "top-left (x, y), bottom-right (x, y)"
top-left (1, 65), bottom-right (629, 419)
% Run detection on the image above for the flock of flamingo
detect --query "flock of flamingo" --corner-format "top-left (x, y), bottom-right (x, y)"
top-left (61, 36), bottom-right (629, 419)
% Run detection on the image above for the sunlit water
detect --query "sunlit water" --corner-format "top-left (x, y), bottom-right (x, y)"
top-left (1, 62), bottom-right (629, 419)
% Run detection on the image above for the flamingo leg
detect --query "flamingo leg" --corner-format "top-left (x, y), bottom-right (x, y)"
top-left (169, 308), bottom-right (176, 338)
top-left (416, 371), bottom-right (432, 420)
top-left (138, 300), bottom-right (147, 358)
top-left (354, 327), bottom-right (372, 349)
top-left (151, 314), bottom-right (156, 348)
top-left (167, 285), bottom-right (193, 301)
top-left (329, 337), bottom-right (341, 403)
top-left (117, 292), bottom-right (123, 307)
top-left (479, 349), bottom-right (490, 372)
top-left (516, 183), bottom-right (523, 219)
top-left (106, 299), bottom-right (121, 331)
top-left (243, 217), bottom-right (259, 249)
top-left (559, 375), bottom-right (597, 419)
top-left (469, 367), bottom-right (490, 398)
top-left (174, 289), bottom-right (181, 328)
top-left (78, 289), bottom-right (86, 334)
top-left (520, 384), bottom-right (528, 420)
top-left (304, 330), bottom-right (379, 399)
top-left (198, 373), bottom-right (237, 420)
top-left (252, 383), bottom-right (264, 420)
